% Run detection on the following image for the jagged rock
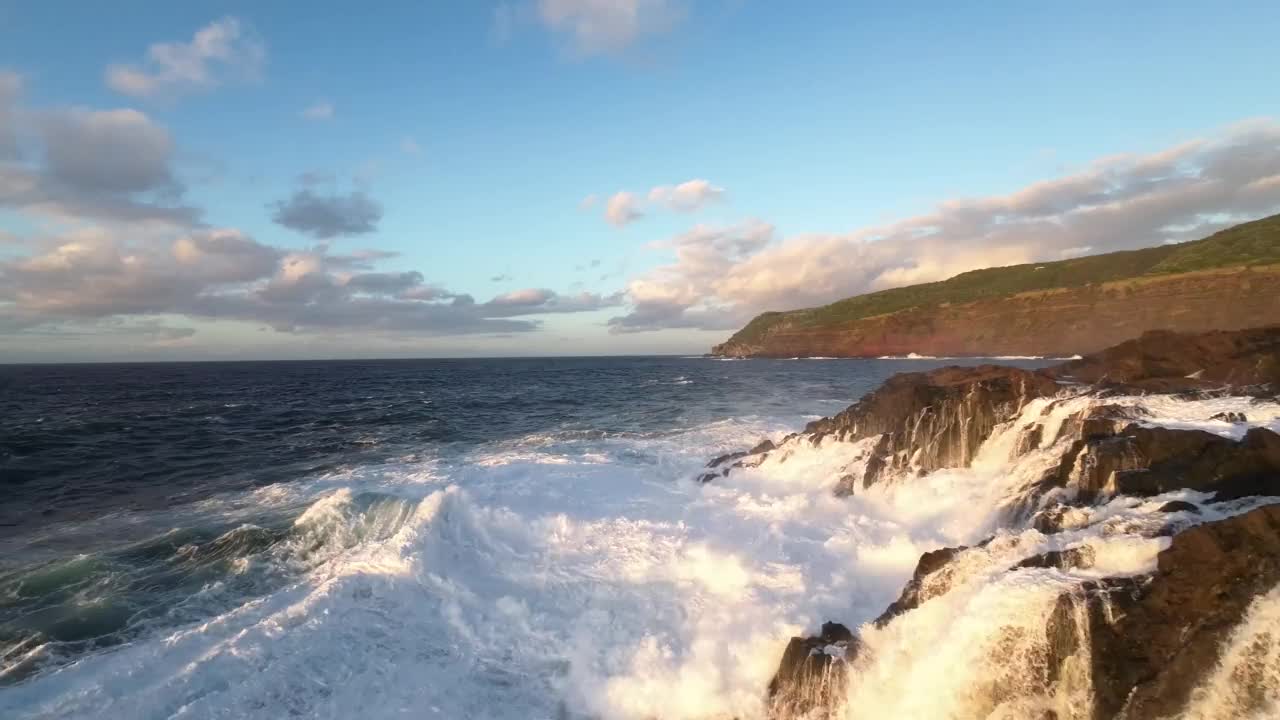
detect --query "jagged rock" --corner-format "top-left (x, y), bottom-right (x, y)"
top-left (707, 451), bottom-right (748, 469)
top-left (1013, 545), bottom-right (1096, 572)
top-left (1092, 426), bottom-right (1280, 499)
top-left (815, 366), bottom-right (1059, 492)
top-left (1051, 325), bottom-right (1280, 392)
top-left (1210, 411), bottom-right (1247, 422)
top-left (703, 365), bottom-right (1059, 490)
top-left (1045, 504), bottom-right (1280, 720)
top-left (1030, 504), bottom-right (1072, 534)
top-left (767, 622), bottom-right (858, 720)
top-left (702, 327), bottom-right (1279, 490)
top-left (874, 545), bottom-right (968, 626)
top-left (1157, 500), bottom-right (1200, 514)
top-left (1037, 418), bottom-right (1280, 503)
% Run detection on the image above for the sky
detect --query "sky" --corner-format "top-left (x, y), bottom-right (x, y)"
top-left (1, 1), bottom-right (1279, 362)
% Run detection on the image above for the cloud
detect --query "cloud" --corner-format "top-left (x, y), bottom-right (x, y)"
top-left (608, 120), bottom-right (1280, 332)
top-left (483, 288), bottom-right (623, 316)
top-left (491, 273), bottom-right (513, 282)
top-left (536, 0), bottom-right (684, 55)
top-left (301, 101), bottom-right (334, 121)
top-left (0, 93), bottom-right (196, 225)
top-left (270, 188), bottom-right (383, 239)
top-left (105, 17), bottom-right (265, 100)
top-left (0, 70), bottom-right (20, 160)
top-left (605, 191), bottom-right (643, 226)
top-left (400, 136), bottom-right (421, 156)
top-left (609, 221), bottom-right (773, 332)
top-left (1, 226), bottom-right (622, 339)
top-left (297, 169), bottom-right (335, 187)
top-left (0, 87), bottom-right (613, 347)
top-left (40, 108), bottom-right (179, 195)
top-left (594, 179), bottom-right (724, 226)
top-left (648, 179), bottom-right (724, 211)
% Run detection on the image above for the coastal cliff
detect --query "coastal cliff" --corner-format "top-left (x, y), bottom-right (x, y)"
top-left (713, 215), bottom-right (1280, 358)
top-left (701, 326), bottom-right (1280, 719)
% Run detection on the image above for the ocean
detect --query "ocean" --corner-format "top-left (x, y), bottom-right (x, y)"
top-left (1, 355), bottom-right (1273, 719)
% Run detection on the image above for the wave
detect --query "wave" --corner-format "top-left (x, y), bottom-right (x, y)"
top-left (3, 393), bottom-right (1278, 718)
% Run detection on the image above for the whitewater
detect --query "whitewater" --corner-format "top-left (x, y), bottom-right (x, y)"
top-left (3, 363), bottom-right (1280, 719)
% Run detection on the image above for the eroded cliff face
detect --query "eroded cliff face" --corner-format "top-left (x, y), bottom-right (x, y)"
top-left (713, 266), bottom-right (1280, 358)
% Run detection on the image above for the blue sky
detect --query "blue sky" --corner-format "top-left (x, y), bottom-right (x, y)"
top-left (1, 1), bottom-right (1279, 361)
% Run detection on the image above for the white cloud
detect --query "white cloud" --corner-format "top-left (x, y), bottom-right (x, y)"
top-left (0, 223), bottom-right (621, 339)
top-left (595, 179), bottom-right (724, 226)
top-left (301, 101), bottom-right (334, 121)
top-left (648, 178), bottom-right (724, 211)
top-left (608, 120), bottom-right (1280, 332)
top-left (605, 191), bottom-right (643, 226)
top-left (536, 0), bottom-right (684, 55)
top-left (105, 17), bottom-right (265, 100)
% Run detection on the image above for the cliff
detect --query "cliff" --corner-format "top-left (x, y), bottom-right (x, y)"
top-left (713, 214), bottom-right (1280, 358)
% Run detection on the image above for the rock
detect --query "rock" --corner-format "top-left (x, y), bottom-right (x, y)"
top-left (1210, 411), bottom-right (1247, 422)
top-left (874, 545), bottom-right (968, 626)
top-left (1051, 325), bottom-right (1280, 393)
top-left (1013, 545), bottom-right (1096, 572)
top-left (767, 622), bottom-right (859, 720)
top-left (1044, 504), bottom-right (1280, 719)
top-left (1157, 500), bottom-right (1200, 514)
top-left (706, 451), bottom-right (748, 469)
top-left (1039, 420), bottom-right (1280, 503)
top-left (812, 365), bottom-right (1059, 492)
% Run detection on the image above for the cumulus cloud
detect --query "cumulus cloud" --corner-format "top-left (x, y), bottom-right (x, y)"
top-left (0, 93), bottom-right (196, 224)
top-left (609, 121), bottom-right (1280, 332)
top-left (105, 17), bottom-right (265, 100)
top-left (301, 101), bottom-right (334, 121)
top-left (648, 179), bottom-right (724, 211)
top-left (0, 81), bottom-right (613, 347)
top-left (270, 189), bottom-right (383, 239)
top-left (536, 0), bottom-right (684, 55)
top-left (609, 221), bottom-right (773, 332)
top-left (605, 191), bottom-right (643, 226)
top-left (40, 108), bottom-right (179, 196)
top-left (595, 179), bottom-right (724, 226)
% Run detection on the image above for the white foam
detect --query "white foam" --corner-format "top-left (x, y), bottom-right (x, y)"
top-left (1183, 585), bottom-right (1280, 720)
top-left (3, 391), bottom-right (1277, 719)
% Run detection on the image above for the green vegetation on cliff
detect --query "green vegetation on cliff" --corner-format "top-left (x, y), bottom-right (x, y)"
top-left (724, 214), bottom-right (1280, 348)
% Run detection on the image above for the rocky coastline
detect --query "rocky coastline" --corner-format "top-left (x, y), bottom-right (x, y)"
top-left (704, 326), bottom-right (1280, 719)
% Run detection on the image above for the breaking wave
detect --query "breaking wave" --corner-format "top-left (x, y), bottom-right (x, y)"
top-left (2, 390), bottom-right (1278, 719)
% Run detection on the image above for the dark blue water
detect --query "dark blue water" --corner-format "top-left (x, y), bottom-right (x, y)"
top-left (0, 355), bottom-right (1056, 691)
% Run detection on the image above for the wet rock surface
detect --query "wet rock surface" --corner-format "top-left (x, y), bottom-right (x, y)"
top-left (1051, 325), bottom-right (1280, 392)
top-left (1044, 422), bottom-right (1280, 502)
top-left (701, 327), bottom-right (1280, 490)
top-left (1046, 504), bottom-right (1280, 720)
top-left (767, 622), bottom-right (858, 720)
top-left (753, 327), bottom-right (1280, 719)
top-left (873, 545), bottom-right (969, 626)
